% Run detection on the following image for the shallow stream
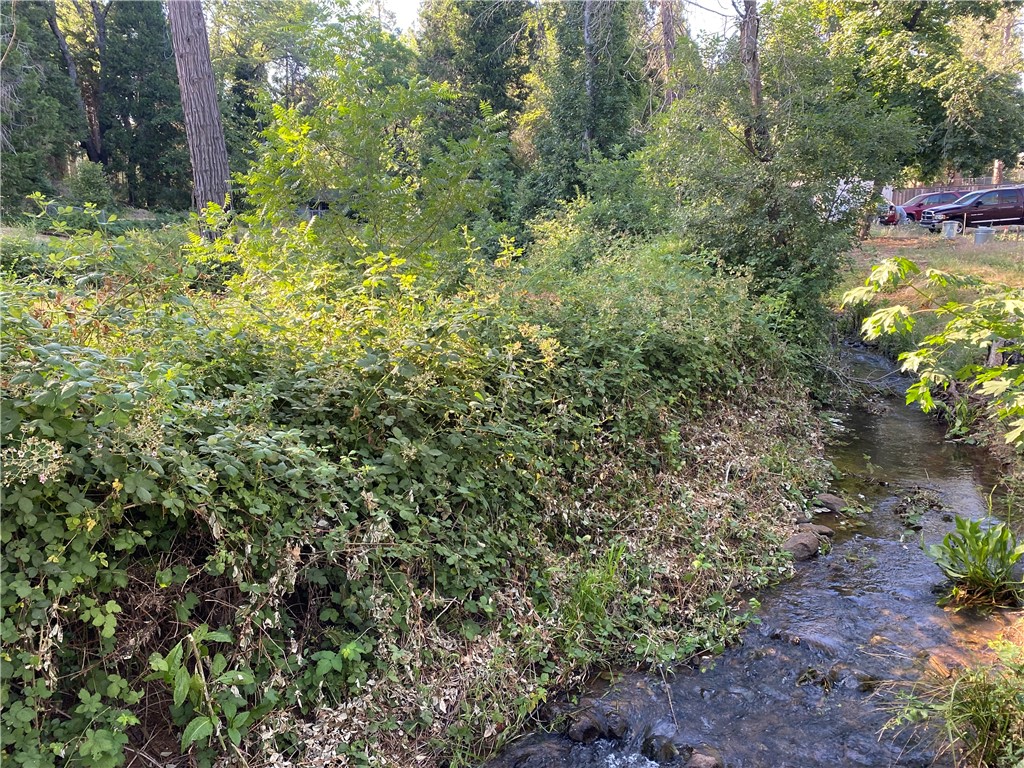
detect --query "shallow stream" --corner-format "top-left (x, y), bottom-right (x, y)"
top-left (488, 345), bottom-right (1017, 768)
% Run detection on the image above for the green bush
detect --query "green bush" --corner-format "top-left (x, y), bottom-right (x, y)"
top-left (1, 43), bottom-right (829, 762)
top-left (0, 212), bottom-right (827, 766)
top-left (927, 516), bottom-right (1024, 606)
top-left (66, 161), bottom-right (116, 209)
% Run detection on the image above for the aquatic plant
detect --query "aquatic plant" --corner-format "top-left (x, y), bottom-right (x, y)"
top-left (927, 515), bottom-right (1024, 606)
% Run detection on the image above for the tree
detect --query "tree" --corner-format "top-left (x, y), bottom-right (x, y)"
top-left (206, 0), bottom-right (332, 175)
top-left (0, 0), bottom-right (81, 207)
top-left (815, 0), bottom-right (1024, 180)
top-left (101, 1), bottom-right (189, 208)
top-left (44, 0), bottom-right (112, 164)
top-left (515, 0), bottom-right (649, 219)
top-left (167, 0), bottom-right (231, 211)
top-left (845, 256), bottom-right (1024, 446)
top-left (416, 0), bottom-right (533, 127)
top-left (644, 0), bottom-right (918, 320)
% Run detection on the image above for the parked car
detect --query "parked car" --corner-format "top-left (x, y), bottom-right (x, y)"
top-left (920, 186), bottom-right (1024, 232)
top-left (900, 191), bottom-right (964, 222)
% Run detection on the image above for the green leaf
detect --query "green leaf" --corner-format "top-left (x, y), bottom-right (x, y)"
top-left (181, 716), bottom-right (215, 751)
top-left (173, 666), bottom-right (190, 707)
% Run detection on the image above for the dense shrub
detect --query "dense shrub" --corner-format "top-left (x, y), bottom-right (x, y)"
top-left (65, 161), bottom-right (116, 209)
top-left (0, 216), bottom-right (827, 766)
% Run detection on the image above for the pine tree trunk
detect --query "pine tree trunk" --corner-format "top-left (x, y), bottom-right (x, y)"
top-left (167, 0), bottom-right (230, 211)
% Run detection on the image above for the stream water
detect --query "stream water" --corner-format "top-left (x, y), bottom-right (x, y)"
top-left (488, 345), bottom-right (1016, 768)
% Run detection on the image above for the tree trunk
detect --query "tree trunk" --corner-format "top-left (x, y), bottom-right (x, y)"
top-left (45, 3), bottom-right (101, 162)
top-left (660, 0), bottom-right (679, 104)
top-left (994, 158), bottom-right (1005, 186)
top-left (582, 0), bottom-right (595, 157)
top-left (167, 0), bottom-right (231, 211)
top-left (738, 0), bottom-right (770, 160)
top-left (88, 0), bottom-right (109, 150)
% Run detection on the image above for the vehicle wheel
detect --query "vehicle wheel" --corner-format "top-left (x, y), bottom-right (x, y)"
top-left (907, 213), bottom-right (916, 222)
top-left (955, 222), bottom-right (964, 234)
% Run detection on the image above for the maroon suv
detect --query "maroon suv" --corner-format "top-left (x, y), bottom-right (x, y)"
top-left (900, 190), bottom-right (964, 222)
top-left (920, 186), bottom-right (1024, 232)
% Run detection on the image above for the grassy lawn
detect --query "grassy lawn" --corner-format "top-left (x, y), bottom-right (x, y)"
top-left (842, 224), bottom-right (1024, 293)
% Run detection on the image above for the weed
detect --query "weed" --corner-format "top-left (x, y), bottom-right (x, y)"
top-left (927, 516), bottom-right (1024, 606)
top-left (887, 636), bottom-right (1024, 768)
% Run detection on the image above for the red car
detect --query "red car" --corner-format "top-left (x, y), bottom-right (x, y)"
top-left (900, 190), bottom-right (964, 222)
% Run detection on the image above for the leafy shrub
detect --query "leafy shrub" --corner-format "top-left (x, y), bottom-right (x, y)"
top-left (927, 516), bottom-right (1024, 606)
top-left (844, 256), bottom-right (1024, 445)
top-left (1, 36), bottom-right (831, 762)
top-left (0, 211), bottom-right (828, 766)
top-left (66, 160), bottom-right (116, 209)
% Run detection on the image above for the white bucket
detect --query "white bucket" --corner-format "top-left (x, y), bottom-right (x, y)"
top-left (974, 226), bottom-right (995, 246)
top-left (941, 220), bottom-right (959, 239)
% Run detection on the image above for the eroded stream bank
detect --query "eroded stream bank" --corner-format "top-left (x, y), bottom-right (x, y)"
top-left (488, 345), bottom-right (1018, 768)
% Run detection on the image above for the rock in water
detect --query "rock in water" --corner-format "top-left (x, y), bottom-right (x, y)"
top-left (783, 531), bottom-right (821, 561)
top-left (814, 493), bottom-right (846, 513)
top-left (798, 522), bottom-right (835, 537)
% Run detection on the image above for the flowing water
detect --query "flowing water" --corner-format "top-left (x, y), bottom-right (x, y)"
top-left (489, 345), bottom-right (1017, 768)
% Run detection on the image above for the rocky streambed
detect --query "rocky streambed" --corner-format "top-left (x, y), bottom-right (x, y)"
top-left (487, 346), bottom-right (1019, 768)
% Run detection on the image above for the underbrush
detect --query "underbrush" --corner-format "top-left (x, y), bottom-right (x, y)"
top-left (1, 217), bottom-right (827, 767)
top-left (888, 631), bottom-right (1024, 768)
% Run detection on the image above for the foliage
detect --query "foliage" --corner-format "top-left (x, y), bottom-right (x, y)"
top-left (0, 187), bottom-right (827, 766)
top-left (513, 0), bottom-right (648, 221)
top-left (926, 515), bottom-right (1024, 606)
top-left (416, 0), bottom-right (533, 128)
top-left (843, 255), bottom-right (1024, 445)
top-left (0, 0), bottom-right (83, 210)
top-left (101, 0), bottom-right (190, 209)
top-left (814, 0), bottom-right (1024, 180)
top-left (644, 0), bottom-right (917, 324)
top-left (240, 56), bottom-right (504, 285)
top-left (65, 161), bottom-right (116, 209)
top-left (206, 0), bottom-right (341, 177)
top-left (888, 636), bottom-right (1024, 767)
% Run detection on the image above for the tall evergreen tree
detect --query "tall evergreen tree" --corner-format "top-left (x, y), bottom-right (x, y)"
top-left (167, 0), bottom-right (231, 211)
top-left (516, 0), bottom-right (648, 218)
top-left (0, 0), bottom-right (81, 208)
top-left (46, 0), bottom-right (111, 164)
top-left (416, 0), bottom-right (533, 125)
top-left (101, 1), bottom-right (190, 208)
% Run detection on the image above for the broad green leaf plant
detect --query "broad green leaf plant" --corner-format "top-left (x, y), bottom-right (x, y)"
top-left (843, 256), bottom-right (1024, 444)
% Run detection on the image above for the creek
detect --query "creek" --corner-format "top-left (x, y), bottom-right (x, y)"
top-left (488, 345), bottom-right (1018, 768)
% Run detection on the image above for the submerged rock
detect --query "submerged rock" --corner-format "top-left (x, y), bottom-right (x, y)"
top-left (565, 698), bottom-right (629, 743)
top-left (686, 748), bottom-right (724, 768)
top-left (642, 733), bottom-right (680, 763)
top-left (783, 531), bottom-right (821, 560)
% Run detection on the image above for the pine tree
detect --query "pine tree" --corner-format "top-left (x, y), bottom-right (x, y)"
top-left (416, 0), bottom-right (533, 125)
top-left (0, 0), bottom-right (82, 208)
top-left (101, 1), bottom-right (190, 208)
top-left (516, 0), bottom-right (648, 218)
top-left (167, 0), bottom-right (231, 211)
